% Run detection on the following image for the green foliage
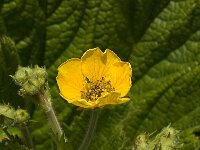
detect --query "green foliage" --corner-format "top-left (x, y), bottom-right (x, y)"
top-left (0, 128), bottom-right (29, 150)
top-left (1, 0), bottom-right (200, 149)
top-left (0, 36), bottom-right (22, 106)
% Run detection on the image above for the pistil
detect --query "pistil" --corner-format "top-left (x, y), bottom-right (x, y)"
top-left (81, 77), bottom-right (115, 101)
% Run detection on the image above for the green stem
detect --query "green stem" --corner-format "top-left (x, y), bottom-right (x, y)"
top-left (45, 103), bottom-right (63, 139)
top-left (78, 109), bottom-right (100, 150)
top-left (38, 88), bottom-right (64, 140)
top-left (37, 85), bottom-right (69, 150)
top-left (18, 125), bottom-right (34, 150)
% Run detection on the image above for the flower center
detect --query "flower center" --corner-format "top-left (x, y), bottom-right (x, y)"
top-left (81, 77), bottom-right (115, 101)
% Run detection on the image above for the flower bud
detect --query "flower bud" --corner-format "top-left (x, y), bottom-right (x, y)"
top-left (134, 126), bottom-right (182, 150)
top-left (11, 65), bottom-right (47, 95)
top-left (15, 109), bottom-right (29, 123)
top-left (155, 126), bottom-right (182, 150)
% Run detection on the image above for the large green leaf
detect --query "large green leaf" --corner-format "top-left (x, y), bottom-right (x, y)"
top-left (1, 0), bottom-right (200, 149)
top-left (0, 35), bottom-right (23, 106)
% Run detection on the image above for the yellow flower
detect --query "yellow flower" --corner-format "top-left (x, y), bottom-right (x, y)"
top-left (56, 48), bottom-right (132, 109)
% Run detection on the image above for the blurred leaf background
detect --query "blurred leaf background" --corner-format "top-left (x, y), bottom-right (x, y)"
top-left (0, 0), bottom-right (200, 149)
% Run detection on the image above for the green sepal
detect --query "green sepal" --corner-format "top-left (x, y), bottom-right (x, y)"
top-left (0, 104), bottom-right (15, 120)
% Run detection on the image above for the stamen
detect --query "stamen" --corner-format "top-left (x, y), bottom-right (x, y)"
top-left (81, 77), bottom-right (115, 101)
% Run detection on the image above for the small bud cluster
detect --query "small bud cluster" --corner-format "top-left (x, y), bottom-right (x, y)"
top-left (11, 65), bottom-right (47, 95)
top-left (134, 126), bottom-right (183, 150)
top-left (0, 104), bottom-right (29, 127)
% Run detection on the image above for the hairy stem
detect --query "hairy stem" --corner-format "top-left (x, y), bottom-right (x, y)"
top-left (45, 103), bottom-right (63, 139)
top-left (78, 109), bottom-right (100, 150)
top-left (38, 87), bottom-right (64, 140)
top-left (18, 125), bottom-right (34, 150)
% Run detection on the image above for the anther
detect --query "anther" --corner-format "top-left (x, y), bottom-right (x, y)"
top-left (81, 77), bottom-right (114, 101)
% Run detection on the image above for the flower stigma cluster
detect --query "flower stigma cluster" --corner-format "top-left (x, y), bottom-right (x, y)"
top-left (81, 77), bottom-right (115, 101)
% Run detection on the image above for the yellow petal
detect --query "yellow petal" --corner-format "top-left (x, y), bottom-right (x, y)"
top-left (117, 97), bottom-right (130, 103)
top-left (71, 94), bottom-right (129, 108)
top-left (71, 99), bottom-right (95, 108)
top-left (81, 48), bottom-right (105, 81)
top-left (102, 49), bottom-right (121, 76)
top-left (104, 49), bottom-right (121, 64)
top-left (81, 48), bottom-right (121, 81)
top-left (95, 92), bottom-right (121, 107)
top-left (106, 62), bottom-right (132, 97)
top-left (56, 58), bottom-right (85, 103)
